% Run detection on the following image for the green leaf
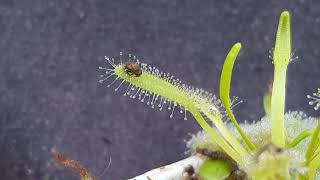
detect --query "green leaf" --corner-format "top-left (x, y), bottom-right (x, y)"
top-left (305, 120), bottom-right (320, 179)
top-left (199, 159), bottom-right (231, 180)
top-left (219, 42), bottom-right (256, 150)
top-left (306, 120), bottom-right (320, 164)
top-left (288, 129), bottom-right (313, 148)
top-left (307, 151), bottom-right (320, 179)
top-left (273, 11), bottom-right (291, 68)
top-left (271, 11), bottom-right (291, 147)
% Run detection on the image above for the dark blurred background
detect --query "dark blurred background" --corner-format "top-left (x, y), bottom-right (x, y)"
top-left (1, 0), bottom-right (320, 179)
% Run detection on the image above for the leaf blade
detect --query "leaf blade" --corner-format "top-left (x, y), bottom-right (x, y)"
top-left (219, 43), bottom-right (256, 150)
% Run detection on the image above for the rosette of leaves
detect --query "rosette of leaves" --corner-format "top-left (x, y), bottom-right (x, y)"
top-left (98, 11), bottom-right (320, 180)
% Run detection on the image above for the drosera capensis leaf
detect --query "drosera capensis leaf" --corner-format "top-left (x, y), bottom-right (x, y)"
top-left (100, 55), bottom-right (244, 164)
top-left (306, 120), bottom-right (320, 165)
top-left (305, 120), bottom-right (320, 179)
top-left (271, 11), bottom-right (291, 148)
top-left (308, 153), bottom-right (320, 180)
top-left (197, 102), bottom-right (249, 156)
top-left (189, 109), bottom-right (243, 164)
top-left (273, 11), bottom-right (291, 68)
top-left (219, 42), bottom-right (256, 150)
top-left (189, 83), bottom-right (248, 156)
top-left (288, 129), bottom-right (313, 148)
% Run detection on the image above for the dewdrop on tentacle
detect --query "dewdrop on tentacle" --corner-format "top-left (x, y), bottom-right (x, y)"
top-left (290, 50), bottom-right (299, 62)
top-left (307, 88), bottom-right (320, 110)
top-left (230, 96), bottom-right (243, 109)
top-left (98, 53), bottom-right (224, 122)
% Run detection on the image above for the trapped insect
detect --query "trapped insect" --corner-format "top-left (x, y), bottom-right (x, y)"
top-left (124, 62), bottom-right (142, 77)
top-left (99, 53), bottom-right (193, 120)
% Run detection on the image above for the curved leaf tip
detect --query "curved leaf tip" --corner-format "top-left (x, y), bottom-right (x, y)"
top-left (219, 42), bottom-right (256, 150)
top-left (274, 11), bottom-right (291, 67)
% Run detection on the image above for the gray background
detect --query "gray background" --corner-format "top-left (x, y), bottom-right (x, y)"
top-left (1, 0), bottom-right (320, 179)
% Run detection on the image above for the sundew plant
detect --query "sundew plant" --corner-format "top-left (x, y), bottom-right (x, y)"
top-left (97, 11), bottom-right (320, 180)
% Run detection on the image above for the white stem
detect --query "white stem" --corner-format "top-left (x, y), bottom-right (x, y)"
top-left (128, 155), bottom-right (204, 180)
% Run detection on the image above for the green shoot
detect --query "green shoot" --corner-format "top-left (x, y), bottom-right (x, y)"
top-left (190, 109), bottom-right (243, 164)
top-left (307, 88), bottom-right (320, 110)
top-left (288, 129), bottom-right (313, 148)
top-left (198, 104), bottom-right (249, 156)
top-left (308, 152), bottom-right (320, 179)
top-left (271, 11), bottom-right (291, 147)
top-left (306, 120), bottom-right (320, 165)
top-left (219, 43), bottom-right (256, 150)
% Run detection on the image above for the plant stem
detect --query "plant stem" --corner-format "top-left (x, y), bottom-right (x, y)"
top-left (200, 107), bottom-right (249, 156)
top-left (190, 108), bottom-right (243, 165)
top-left (271, 67), bottom-right (287, 147)
top-left (288, 129), bottom-right (314, 148)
